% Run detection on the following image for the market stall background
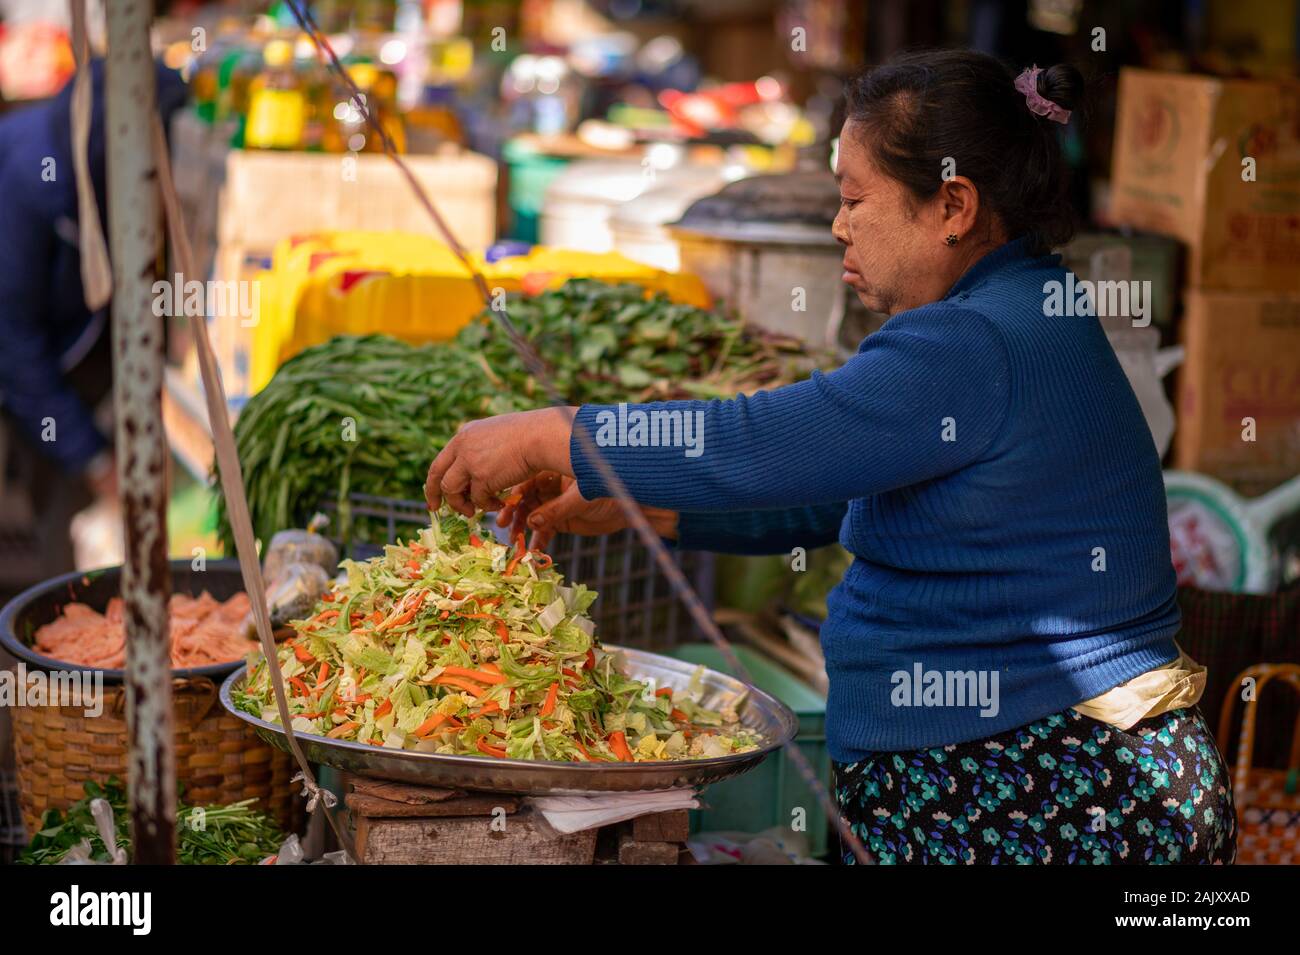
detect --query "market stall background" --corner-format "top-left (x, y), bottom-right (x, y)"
top-left (0, 0), bottom-right (1298, 866)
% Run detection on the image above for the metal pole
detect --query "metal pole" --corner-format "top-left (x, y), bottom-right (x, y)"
top-left (106, 0), bottom-right (175, 864)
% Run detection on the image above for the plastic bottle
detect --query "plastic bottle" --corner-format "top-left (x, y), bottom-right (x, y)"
top-left (323, 60), bottom-right (406, 154)
top-left (245, 39), bottom-right (307, 150)
top-left (405, 83), bottom-right (463, 149)
top-left (296, 38), bottom-right (332, 152)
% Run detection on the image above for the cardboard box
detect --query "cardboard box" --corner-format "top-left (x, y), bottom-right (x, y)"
top-left (216, 148), bottom-right (497, 252)
top-left (1110, 68), bottom-right (1300, 293)
top-left (1175, 290), bottom-right (1300, 495)
top-left (169, 107), bottom-right (498, 275)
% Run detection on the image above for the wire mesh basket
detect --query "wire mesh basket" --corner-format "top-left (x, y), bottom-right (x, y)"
top-left (318, 493), bottom-right (714, 652)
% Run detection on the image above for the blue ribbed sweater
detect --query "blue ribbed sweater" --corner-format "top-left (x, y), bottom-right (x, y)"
top-left (570, 238), bottom-right (1180, 760)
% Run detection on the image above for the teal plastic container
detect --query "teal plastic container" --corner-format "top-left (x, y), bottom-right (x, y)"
top-left (502, 138), bottom-right (570, 243)
top-left (667, 644), bottom-right (830, 857)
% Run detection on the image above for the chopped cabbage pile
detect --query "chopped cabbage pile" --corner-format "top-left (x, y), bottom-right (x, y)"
top-left (234, 509), bottom-right (762, 762)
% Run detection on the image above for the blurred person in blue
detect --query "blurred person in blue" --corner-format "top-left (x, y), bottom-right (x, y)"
top-left (0, 59), bottom-right (185, 581)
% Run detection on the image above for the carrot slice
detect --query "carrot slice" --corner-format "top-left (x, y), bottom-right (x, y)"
top-left (476, 738), bottom-right (508, 758)
top-left (655, 687), bottom-right (673, 699)
top-left (671, 708), bottom-right (690, 722)
top-left (504, 534), bottom-right (527, 576)
top-left (539, 681), bottom-right (559, 717)
top-left (377, 591), bottom-right (427, 632)
top-left (608, 731), bottom-right (633, 762)
top-left (470, 701), bottom-right (501, 718)
top-left (434, 675), bottom-right (486, 697)
top-left (413, 712), bottom-right (448, 737)
top-left (373, 697), bottom-right (393, 718)
top-left (441, 666), bottom-right (506, 685)
top-left (327, 721), bottom-right (359, 739)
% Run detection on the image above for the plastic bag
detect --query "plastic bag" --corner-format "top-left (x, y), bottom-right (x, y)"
top-left (56, 798), bottom-right (128, 865)
top-left (265, 562), bottom-right (331, 629)
top-left (262, 514), bottom-right (339, 583)
top-left (686, 827), bottom-right (824, 865)
top-left (260, 833), bottom-right (352, 865)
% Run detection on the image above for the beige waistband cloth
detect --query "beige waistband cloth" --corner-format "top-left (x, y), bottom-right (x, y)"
top-left (1073, 647), bottom-right (1206, 730)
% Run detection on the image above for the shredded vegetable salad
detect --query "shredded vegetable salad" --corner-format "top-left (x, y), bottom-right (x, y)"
top-left (234, 509), bottom-right (761, 762)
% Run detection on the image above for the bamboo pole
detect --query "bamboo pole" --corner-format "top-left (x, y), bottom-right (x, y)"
top-left (105, 0), bottom-right (175, 864)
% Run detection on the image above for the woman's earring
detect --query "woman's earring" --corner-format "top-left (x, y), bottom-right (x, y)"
top-left (945, 233), bottom-right (958, 247)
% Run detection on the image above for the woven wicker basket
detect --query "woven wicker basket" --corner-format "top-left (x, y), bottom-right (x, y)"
top-left (0, 560), bottom-right (306, 840)
top-left (10, 673), bottom-right (304, 838)
top-left (1217, 663), bottom-right (1300, 865)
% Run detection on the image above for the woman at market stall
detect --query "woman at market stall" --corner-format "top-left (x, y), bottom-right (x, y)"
top-left (426, 50), bottom-right (1236, 865)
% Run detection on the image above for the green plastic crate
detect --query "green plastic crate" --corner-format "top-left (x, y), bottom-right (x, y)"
top-left (667, 644), bottom-right (830, 857)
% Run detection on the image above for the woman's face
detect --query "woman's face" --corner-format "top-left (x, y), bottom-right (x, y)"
top-left (832, 119), bottom-right (983, 316)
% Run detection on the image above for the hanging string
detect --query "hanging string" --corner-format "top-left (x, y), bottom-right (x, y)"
top-left (282, 0), bottom-right (872, 865)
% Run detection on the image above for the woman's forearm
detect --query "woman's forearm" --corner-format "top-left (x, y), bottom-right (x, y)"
top-left (526, 406), bottom-right (579, 476)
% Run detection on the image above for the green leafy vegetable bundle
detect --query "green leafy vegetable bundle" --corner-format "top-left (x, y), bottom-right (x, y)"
top-left (455, 277), bottom-right (817, 403)
top-left (234, 508), bottom-right (760, 761)
top-left (18, 778), bottom-right (286, 865)
top-left (218, 279), bottom-right (820, 549)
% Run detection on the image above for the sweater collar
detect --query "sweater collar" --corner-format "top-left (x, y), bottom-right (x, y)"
top-left (944, 236), bottom-right (1033, 300)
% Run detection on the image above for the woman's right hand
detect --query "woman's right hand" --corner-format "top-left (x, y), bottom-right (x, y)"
top-left (497, 472), bottom-right (677, 551)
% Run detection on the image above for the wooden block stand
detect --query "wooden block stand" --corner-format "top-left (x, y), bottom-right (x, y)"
top-left (345, 774), bottom-right (691, 865)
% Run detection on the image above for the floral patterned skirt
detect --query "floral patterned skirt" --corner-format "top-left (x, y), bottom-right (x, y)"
top-left (833, 706), bottom-right (1236, 864)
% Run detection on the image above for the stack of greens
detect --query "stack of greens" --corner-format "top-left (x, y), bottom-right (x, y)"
top-left (218, 333), bottom-right (531, 548)
top-left (233, 508), bottom-right (760, 761)
top-left (18, 778), bottom-right (286, 865)
top-left (218, 279), bottom-right (821, 549)
top-left (455, 277), bottom-right (815, 404)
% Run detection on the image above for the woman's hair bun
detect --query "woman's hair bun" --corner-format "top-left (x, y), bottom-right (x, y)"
top-left (1036, 63), bottom-right (1084, 111)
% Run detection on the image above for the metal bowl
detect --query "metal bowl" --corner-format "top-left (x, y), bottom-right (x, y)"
top-left (0, 560), bottom-right (249, 684)
top-left (219, 645), bottom-right (797, 795)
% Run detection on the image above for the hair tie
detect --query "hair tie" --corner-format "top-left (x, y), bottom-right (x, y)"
top-left (1014, 67), bottom-right (1070, 125)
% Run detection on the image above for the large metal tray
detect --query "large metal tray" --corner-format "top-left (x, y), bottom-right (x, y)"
top-left (219, 645), bottom-right (797, 795)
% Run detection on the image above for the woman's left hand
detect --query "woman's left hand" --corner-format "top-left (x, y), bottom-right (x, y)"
top-left (425, 406), bottom-right (576, 516)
